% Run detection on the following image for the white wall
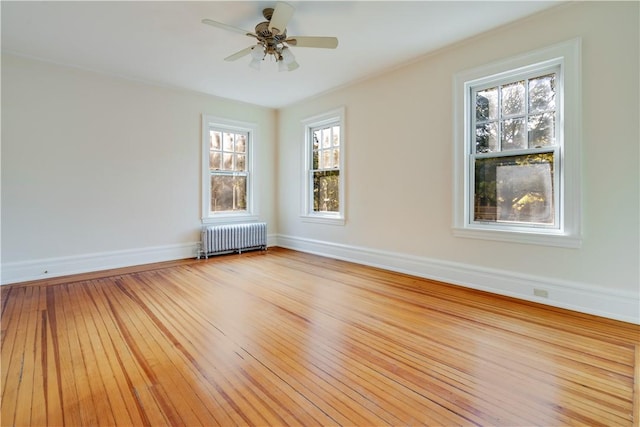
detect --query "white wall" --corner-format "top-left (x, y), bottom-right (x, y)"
top-left (276, 2), bottom-right (639, 323)
top-left (1, 54), bottom-right (277, 281)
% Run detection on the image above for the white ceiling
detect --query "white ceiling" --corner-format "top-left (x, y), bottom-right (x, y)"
top-left (1, 1), bottom-right (562, 108)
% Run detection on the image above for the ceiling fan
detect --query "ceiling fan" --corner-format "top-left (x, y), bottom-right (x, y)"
top-left (202, 2), bottom-right (338, 72)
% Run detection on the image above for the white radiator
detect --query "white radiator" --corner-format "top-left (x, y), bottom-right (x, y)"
top-left (200, 222), bottom-right (267, 258)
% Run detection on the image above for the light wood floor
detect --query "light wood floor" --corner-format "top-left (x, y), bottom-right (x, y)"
top-left (2, 247), bottom-right (639, 426)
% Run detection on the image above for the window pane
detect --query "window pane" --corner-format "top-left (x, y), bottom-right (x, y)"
top-left (332, 148), bottom-right (340, 167)
top-left (223, 133), bottom-right (234, 151)
top-left (211, 174), bottom-right (247, 212)
top-left (501, 81), bottom-right (525, 116)
top-left (322, 150), bottom-right (332, 169)
top-left (474, 153), bottom-right (554, 225)
top-left (210, 131), bottom-right (222, 150)
top-left (313, 170), bottom-right (339, 212)
top-left (236, 154), bottom-right (246, 171)
top-left (332, 126), bottom-right (340, 146)
top-left (235, 135), bottom-right (246, 153)
top-left (321, 128), bottom-right (332, 148)
top-left (312, 150), bottom-right (319, 169)
top-left (476, 122), bottom-right (498, 153)
top-left (528, 113), bottom-right (555, 148)
top-left (223, 153), bottom-right (233, 170)
top-left (529, 74), bottom-right (556, 113)
top-left (476, 87), bottom-right (498, 121)
top-left (209, 152), bottom-right (221, 170)
top-left (313, 131), bottom-right (320, 150)
top-left (501, 118), bottom-right (527, 150)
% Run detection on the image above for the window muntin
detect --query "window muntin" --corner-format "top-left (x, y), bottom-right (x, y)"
top-left (471, 68), bottom-right (559, 229)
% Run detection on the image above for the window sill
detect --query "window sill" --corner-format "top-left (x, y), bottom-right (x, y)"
top-left (452, 226), bottom-right (582, 248)
top-left (202, 214), bottom-right (259, 225)
top-left (301, 215), bottom-right (345, 226)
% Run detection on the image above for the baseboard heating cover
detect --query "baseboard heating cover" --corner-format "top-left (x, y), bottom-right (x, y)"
top-left (200, 222), bottom-right (267, 258)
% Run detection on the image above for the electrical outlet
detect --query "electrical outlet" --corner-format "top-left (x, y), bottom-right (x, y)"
top-left (533, 288), bottom-right (548, 298)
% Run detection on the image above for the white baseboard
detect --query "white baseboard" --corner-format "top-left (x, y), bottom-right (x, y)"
top-left (276, 234), bottom-right (640, 325)
top-left (1, 242), bottom-right (200, 285)
top-left (1, 234), bottom-right (279, 285)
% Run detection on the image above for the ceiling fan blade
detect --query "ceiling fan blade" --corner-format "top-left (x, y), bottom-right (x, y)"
top-left (202, 18), bottom-right (254, 36)
top-left (286, 36), bottom-right (339, 49)
top-left (224, 46), bottom-right (254, 62)
top-left (268, 2), bottom-right (294, 35)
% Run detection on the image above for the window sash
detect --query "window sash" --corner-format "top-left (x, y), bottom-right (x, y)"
top-left (209, 172), bottom-right (248, 213)
top-left (471, 66), bottom-right (559, 155)
top-left (310, 169), bottom-right (340, 213)
top-left (469, 147), bottom-right (559, 229)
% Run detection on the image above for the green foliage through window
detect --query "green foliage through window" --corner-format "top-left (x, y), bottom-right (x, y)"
top-left (474, 153), bottom-right (554, 224)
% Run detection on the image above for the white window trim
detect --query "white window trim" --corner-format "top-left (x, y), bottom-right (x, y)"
top-left (452, 38), bottom-right (582, 248)
top-left (201, 114), bottom-right (259, 224)
top-left (301, 107), bottom-right (346, 225)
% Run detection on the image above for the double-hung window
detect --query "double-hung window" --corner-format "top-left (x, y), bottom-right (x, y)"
top-left (473, 69), bottom-right (559, 225)
top-left (453, 39), bottom-right (582, 247)
top-left (302, 107), bottom-right (345, 225)
top-left (202, 115), bottom-right (257, 223)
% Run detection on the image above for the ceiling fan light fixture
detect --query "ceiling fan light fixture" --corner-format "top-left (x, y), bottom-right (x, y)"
top-left (277, 47), bottom-right (298, 72)
top-left (281, 47), bottom-right (295, 64)
top-left (251, 45), bottom-right (265, 59)
top-left (249, 45), bottom-right (264, 70)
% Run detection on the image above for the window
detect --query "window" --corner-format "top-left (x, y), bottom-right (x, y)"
top-left (302, 107), bottom-right (345, 224)
top-left (473, 70), bottom-right (558, 226)
top-left (202, 115), bottom-right (257, 223)
top-left (453, 39), bottom-right (582, 247)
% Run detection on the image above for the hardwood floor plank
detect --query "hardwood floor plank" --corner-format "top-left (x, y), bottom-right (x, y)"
top-left (45, 285), bottom-right (82, 426)
top-left (634, 344), bottom-right (640, 426)
top-left (11, 287), bottom-right (41, 427)
top-left (1, 248), bottom-right (638, 426)
top-left (1, 288), bottom-right (26, 420)
top-left (42, 296), bottom-right (64, 427)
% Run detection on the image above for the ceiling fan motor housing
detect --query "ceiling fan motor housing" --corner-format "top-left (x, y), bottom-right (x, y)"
top-left (255, 21), bottom-right (287, 41)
